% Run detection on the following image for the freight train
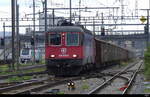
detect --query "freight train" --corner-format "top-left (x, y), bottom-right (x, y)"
top-left (45, 23), bottom-right (134, 76)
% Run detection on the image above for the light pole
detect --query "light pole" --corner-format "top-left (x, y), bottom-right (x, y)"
top-left (70, 0), bottom-right (72, 24)
top-left (11, 0), bottom-right (16, 71)
top-left (33, 0), bottom-right (36, 65)
top-left (16, 2), bottom-right (20, 70)
top-left (79, 0), bottom-right (81, 22)
top-left (45, 0), bottom-right (47, 31)
top-left (147, 10), bottom-right (149, 47)
top-left (3, 22), bottom-right (5, 64)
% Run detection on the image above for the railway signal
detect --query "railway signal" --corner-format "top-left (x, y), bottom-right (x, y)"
top-left (0, 38), bottom-right (5, 46)
top-left (101, 27), bottom-right (105, 36)
top-left (67, 81), bottom-right (76, 91)
top-left (144, 25), bottom-right (148, 34)
top-left (101, 13), bottom-right (105, 36)
top-left (31, 37), bottom-right (34, 46)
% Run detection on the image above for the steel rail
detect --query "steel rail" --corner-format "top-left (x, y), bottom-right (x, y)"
top-left (122, 61), bottom-right (143, 94)
top-left (0, 80), bottom-right (45, 94)
top-left (0, 82), bottom-right (23, 88)
top-left (0, 71), bottom-right (46, 80)
top-left (16, 74), bottom-right (107, 94)
top-left (87, 60), bottom-right (141, 94)
top-left (15, 77), bottom-right (83, 94)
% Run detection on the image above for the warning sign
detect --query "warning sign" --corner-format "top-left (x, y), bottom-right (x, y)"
top-left (140, 16), bottom-right (147, 23)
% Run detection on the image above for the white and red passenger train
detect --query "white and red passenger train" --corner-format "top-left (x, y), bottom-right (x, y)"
top-left (45, 24), bottom-right (134, 76)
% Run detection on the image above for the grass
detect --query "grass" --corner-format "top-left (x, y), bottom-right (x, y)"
top-left (57, 92), bottom-right (65, 94)
top-left (22, 67), bottom-right (46, 74)
top-left (120, 59), bottom-right (134, 66)
top-left (2, 67), bottom-right (46, 82)
top-left (0, 60), bottom-right (46, 75)
top-left (0, 59), bottom-right (45, 71)
top-left (82, 84), bottom-right (89, 90)
top-left (0, 65), bottom-right (9, 72)
top-left (121, 61), bottom-right (128, 66)
top-left (39, 59), bottom-right (45, 65)
top-left (0, 60), bottom-right (46, 82)
top-left (144, 46), bottom-right (150, 80)
top-left (0, 65), bottom-right (46, 76)
top-left (5, 76), bottom-right (32, 83)
top-left (144, 89), bottom-right (150, 93)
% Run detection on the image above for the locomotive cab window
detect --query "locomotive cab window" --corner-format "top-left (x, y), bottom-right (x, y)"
top-left (22, 48), bottom-right (29, 55)
top-left (49, 33), bottom-right (61, 45)
top-left (67, 33), bottom-right (79, 46)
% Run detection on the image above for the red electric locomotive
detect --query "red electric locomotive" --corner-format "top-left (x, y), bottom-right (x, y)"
top-left (45, 25), bottom-right (95, 76)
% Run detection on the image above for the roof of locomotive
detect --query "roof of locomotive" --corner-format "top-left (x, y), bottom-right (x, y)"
top-left (48, 26), bottom-right (83, 32)
top-left (47, 26), bottom-right (93, 35)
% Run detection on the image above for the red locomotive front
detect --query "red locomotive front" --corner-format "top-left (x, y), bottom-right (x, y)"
top-left (45, 32), bottom-right (83, 59)
top-left (45, 26), bottom-right (84, 76)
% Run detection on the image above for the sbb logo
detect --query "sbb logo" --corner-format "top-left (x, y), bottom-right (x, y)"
top-left (61, 48), bottom-right (67, 55)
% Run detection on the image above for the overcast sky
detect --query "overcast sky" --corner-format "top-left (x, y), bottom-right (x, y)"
top-left (0, 0), bottom-right (150, 35)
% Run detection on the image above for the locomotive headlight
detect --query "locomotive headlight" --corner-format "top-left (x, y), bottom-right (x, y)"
top-left (50, 55), bottom-right (55, 58)
top-left (73, 54), bottom-right (77, 58)
top-left (67, 83), bottom-right (70, 86)
top-left (71, 82), bottom-right (74, 85)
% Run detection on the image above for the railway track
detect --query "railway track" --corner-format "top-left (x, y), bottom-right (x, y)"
top-left (87, 60), bottom-right (143, 94)
top-left (0, 82), bottom-right (23, 88)
top-left (17, 64), bottom-right (137, 94)
top-left (0, 60), bottom-right (142, 94)
top-left (122, 61), bottom-right (143, 94)
top-left (0, 72), bottom-right (110, 94)
top-left (0, 73), bottom-right (49, 88)
top-left (0, 71), bottom-right (47, 81)
top-left (0, 76), bottom-right (83, 94)
top-left (17, 64), bottom-right (46, 71)
top-left (0, 78), bottom-right (47, 94)
top-left (1, 64), bottom-right (46, 72)
top-left (0, 64), bottom-right (46, 80)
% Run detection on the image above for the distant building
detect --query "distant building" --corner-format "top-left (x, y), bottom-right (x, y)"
top-left (0, 31), bottom-right (11, 37)
top-left (39, 13), bottom-right (65, 31)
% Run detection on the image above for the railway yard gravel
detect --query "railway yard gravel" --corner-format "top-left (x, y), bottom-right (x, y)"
top-left (129, 73), bottom-right (145, 94)
top-left (36, 77), bottom-right (111, 94)
top-left (1, 60), bottom-right (148, 94)
top-left (97, 78), bottom-right (127, 94)
top-left (39, 61), bottom-right (147, 94)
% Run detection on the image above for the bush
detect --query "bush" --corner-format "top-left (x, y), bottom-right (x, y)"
top-left (144, 46), bottom-right (150, 80)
